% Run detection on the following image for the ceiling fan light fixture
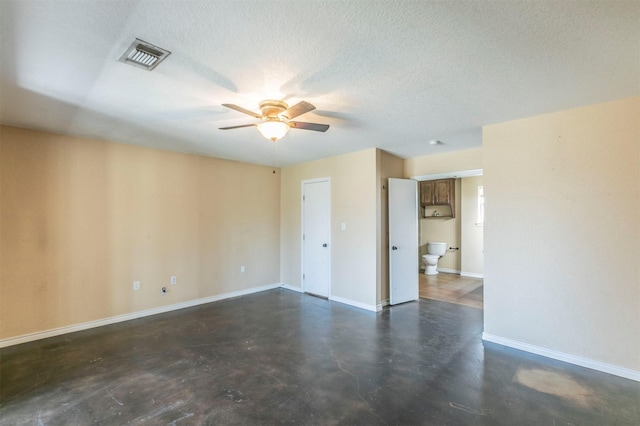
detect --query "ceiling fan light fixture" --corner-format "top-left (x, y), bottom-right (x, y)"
top-left (257, 120), bottom-right (290, 142)
top-left (220, 100), bottom-right (328, 141)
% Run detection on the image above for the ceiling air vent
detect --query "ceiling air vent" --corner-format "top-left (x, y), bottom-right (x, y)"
top-left (118, 39), bottom-right (171, 71)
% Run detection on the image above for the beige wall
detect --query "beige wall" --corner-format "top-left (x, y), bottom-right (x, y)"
top-left (461, 176), bottom-right (484, 276)
top-left (405, 147), bottom-right (483, 178)
top-left (280, 149), bottom-right (379, 309)
top-left (376, 150), bottom-right (405, 304)
top-left (0, 126), bottom-right (281, 340)
top-left (483, 97), bottom-right (640, 372)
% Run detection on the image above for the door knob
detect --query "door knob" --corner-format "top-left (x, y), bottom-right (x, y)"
top-left (322, 243), bottom-right (328, 247)
top-left (392, 246), bottom-right (398, 250)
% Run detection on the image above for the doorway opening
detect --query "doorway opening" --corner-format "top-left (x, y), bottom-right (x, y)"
top-left (413, 170), bottom-right (484, 309)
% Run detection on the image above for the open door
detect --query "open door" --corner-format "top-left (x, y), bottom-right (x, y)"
top-left (389, 178), bottom-right (419, 305)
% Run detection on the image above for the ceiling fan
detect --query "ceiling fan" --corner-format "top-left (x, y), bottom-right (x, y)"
top-left (219, 100), bottom-right (330, 142)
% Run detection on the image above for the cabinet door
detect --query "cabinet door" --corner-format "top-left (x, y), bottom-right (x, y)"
top-left (434, 179), bottom-right (452, 205)
top-left (420, 181), bottom-right (435, 206)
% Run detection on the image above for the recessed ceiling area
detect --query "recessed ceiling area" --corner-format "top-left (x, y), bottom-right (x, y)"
top-left (0, 0), bottom-right (638, 167)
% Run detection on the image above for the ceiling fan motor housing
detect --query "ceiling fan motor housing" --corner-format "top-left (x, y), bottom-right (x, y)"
top-left (259, 100), bottom-right (288, 119)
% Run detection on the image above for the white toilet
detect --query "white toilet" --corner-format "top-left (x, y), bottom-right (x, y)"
top-left (423, 242), bottom-right (447, 275)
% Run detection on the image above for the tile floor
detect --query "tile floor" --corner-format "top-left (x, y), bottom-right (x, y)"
top-left (420, 272), bottom-right (483, 309)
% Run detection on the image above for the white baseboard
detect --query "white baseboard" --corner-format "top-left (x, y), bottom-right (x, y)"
top-left (280, 283), bottom-right (303, 293)
top-left (280, 284), bottom-right (383, 313)
top-left (438, 268), bottom-right (461, 274)
top-left (482, 333), bottom-right (640, 382)
top-left (330, 295), bottom-right (380, 312)
top-left (460, 271), bottom-right (484, 278)
top-left (0, 283), bottom-right (282, 348)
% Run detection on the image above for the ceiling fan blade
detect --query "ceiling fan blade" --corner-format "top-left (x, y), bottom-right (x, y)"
top-left (222, 104), bottom-right (262, 118)
top-left (219, 123), bottom-right (257, 130)
top-left (280, 101), bottom-right (316, 120)
top-left (290, 121), bottom-right (330, 132)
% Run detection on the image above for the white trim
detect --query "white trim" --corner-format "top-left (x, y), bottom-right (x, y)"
top-left (280, 283), bottom-right (303, 293)
top-left (482, 333), bottom-right (640, 382)
top-left (460, 271), bottom-right (484, 278)
top-left (283, 285), bottom-right (388, 313)
top-left (377, 299), bottom-right (390, 311)
top-left (437, 268), bottom-right (461, 274)
top-left (300, 176), bottom-right (331, 185)
top-left (330, 295), bottom-right (380, 312)
top-left (0, 283), bottom-right (281, 348)
top-left (412, 169), bottom-right (483, 181)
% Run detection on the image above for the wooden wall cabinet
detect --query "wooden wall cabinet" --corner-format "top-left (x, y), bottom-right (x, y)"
top-left (420, 178), bottom-right (455, 218)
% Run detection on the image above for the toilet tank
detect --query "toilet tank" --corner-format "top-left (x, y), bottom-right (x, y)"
top-left (427, 242), bottom-right (447, 256)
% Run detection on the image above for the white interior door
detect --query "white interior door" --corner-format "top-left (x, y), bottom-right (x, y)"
top-left (302, 179), bottom-right (331, 297)
top-left (389, 178), bottom-right (419, 305)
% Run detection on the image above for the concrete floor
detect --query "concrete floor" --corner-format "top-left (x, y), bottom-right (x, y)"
top-left (1, 289), bottom-right (638, 425)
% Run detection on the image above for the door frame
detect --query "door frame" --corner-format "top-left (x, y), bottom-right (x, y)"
top-left (301, 177), bottom-right (331, 297)
top-left (412, 169), bottom-right (484, 277)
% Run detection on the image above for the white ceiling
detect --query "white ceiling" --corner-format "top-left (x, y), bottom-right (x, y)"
top-left (1, 1), bottom-right (638, 167)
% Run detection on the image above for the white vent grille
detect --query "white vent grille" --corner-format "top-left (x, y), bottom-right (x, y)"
top-left (118, 39), bottom-right (170, 71)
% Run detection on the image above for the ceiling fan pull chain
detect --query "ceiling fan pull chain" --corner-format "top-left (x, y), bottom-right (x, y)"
top-left (272, 143), bottom-right (277, 174)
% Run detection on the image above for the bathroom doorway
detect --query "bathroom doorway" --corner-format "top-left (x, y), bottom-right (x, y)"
top-left (414, 171), bottom-right (484, 308)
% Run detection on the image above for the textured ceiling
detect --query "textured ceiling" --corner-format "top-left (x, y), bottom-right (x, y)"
top-left (1, 1), bottom-right (638, 167)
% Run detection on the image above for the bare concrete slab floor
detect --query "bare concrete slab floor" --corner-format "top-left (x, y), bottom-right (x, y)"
top-left (1, 289), bottom-right (638, 425)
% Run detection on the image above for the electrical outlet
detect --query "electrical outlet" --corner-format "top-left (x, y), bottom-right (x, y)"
top-left (133, 281), bottom-right (140, 291)
top-left (240, 266), bottom-right (245, 273)
top-left (161, 286), bottom-right (167, 295)
top-left (170, 276), bottom-right (177, 285)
